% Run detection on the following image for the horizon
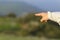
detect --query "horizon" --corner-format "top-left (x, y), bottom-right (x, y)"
top-left (0, 0), bottom-right (60, 11)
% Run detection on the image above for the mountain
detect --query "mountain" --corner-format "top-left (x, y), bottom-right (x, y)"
top-left (0, 1), bottom-right (43, 16)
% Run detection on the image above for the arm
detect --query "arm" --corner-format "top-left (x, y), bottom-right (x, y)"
top-left (48, 11), bottom-right (60, 25)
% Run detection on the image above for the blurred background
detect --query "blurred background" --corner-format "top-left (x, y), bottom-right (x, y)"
top-left (0, 0), bottom-right (60, 40)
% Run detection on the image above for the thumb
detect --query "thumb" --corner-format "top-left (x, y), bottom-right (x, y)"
top-left (40, 18), bottom-right (47, 22)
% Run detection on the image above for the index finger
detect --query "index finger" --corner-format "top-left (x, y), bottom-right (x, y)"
top-left (34, 13), bottom-right (42, 16)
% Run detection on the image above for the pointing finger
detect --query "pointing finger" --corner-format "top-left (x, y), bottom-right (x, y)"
top-left (35, 13), bottom-right (42, 16)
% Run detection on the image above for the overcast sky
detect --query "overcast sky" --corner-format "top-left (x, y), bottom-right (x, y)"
top-left (0, 0), bottom-right (60, 11)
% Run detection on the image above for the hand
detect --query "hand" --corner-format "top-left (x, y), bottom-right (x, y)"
top-left (35, 12), bottom-right (48, 22)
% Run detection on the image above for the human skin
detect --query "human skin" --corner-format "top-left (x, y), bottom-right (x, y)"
top-left (35, 12), bottom-right (48, 22)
